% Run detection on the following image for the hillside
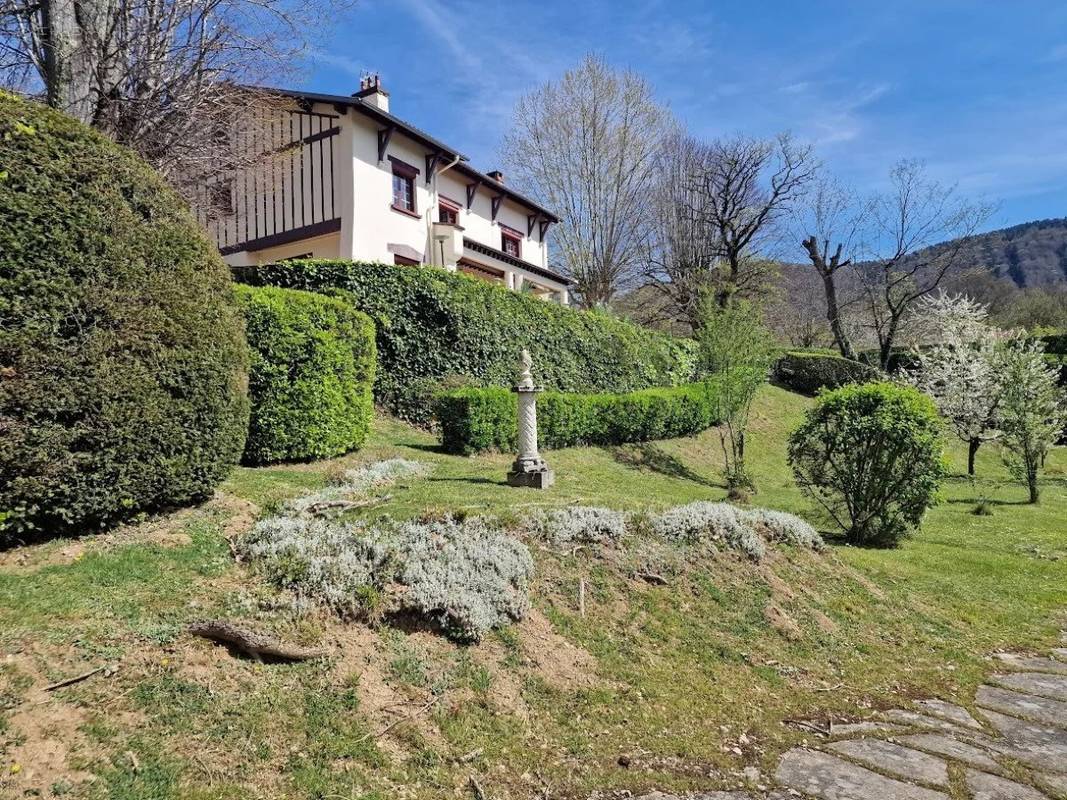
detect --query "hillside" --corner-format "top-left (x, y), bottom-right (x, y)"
top-left (922, 217), bottom-right (1067, 287)
top-left (1, 387), bottom-right (1065, 798)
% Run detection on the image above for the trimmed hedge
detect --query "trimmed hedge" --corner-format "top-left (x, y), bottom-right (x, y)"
top-left (0, 92), bottom-right (249, 542)
top-left (234, 260), bottom-right (698, 422)
top-left (435, 382), bottom-right (721, 455)
top-left (773, 351), bottom-right (881, 395)
top-left (236, 285), bottom-right (376, 464)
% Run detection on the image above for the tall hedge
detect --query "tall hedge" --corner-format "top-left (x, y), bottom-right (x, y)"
top-left (773, 351), bottom-right (881, 395)
top-left (234, 260), bottom-right (698, 422)
top-left (435, 382), bottom-right (721, 455)
top-left (236, 285), bottom-right (376, 464)
top-left (0, 92), bottom-right (249, 542)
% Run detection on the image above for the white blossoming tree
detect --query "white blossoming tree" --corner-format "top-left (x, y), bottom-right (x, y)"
top-left (995, 339), bottom-right (1067, 504)
top-left (906, 292), bottom-right (1002, 475)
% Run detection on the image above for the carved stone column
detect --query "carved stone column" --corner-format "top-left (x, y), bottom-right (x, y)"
top-left (507, 349), bottom-right (554, 489)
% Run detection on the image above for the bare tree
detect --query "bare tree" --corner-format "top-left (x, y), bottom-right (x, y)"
top-left (0, 0), bottom-right (346, 187)
top-left (796, 177), bottom-right (867, 359)
top-left (695, 132), bottom-right (818, 307)
top-left (859, 160), bottom-right (994, 370)
top-left (501, 54), bottom-right (671, 308)
top-left (642, 132), bottom-right (722, 329)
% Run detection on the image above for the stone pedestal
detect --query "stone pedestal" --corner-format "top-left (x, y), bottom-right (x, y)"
top-left (507, 350), bottom-right (554, 489)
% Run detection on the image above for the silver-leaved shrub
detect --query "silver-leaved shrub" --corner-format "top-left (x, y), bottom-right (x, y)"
top-left (526, 506), bottom-right (628, 547)
top-left (649, 501), bottom-right (822, 561)
top-left (395, 515), bottom-right (534, 641)
top-left (743, 508), bottom-right (823, 550)
top-left (238, 515), bottom-right (393, 616)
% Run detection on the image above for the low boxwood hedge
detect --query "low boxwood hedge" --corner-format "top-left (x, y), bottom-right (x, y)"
top-left (236, 285), bottom-right (376, 464)
top-left (773, 351), bottom-right (881, 395)
top-left (234, 260), bottom-right (698, 422)
top-left (435, 382), bottom-right (721, 455)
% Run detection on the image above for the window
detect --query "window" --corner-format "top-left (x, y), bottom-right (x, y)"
top-left (394, 254), bottom-right (419, 266)
top-left (389, 157), bottom-right (419, 215)
top-left (439, 197), bottom-right (460, 224)
top-left (501, 227), bottom-right (522, 258)
top-left (392, 172), bottom-right (415, 212)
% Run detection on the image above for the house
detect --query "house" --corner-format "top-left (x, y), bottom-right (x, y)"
top-left (197, 76), bottom-right (570, 304)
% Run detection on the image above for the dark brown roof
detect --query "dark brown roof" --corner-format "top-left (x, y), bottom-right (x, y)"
top-left (462, 238), bottom-right (571, 286)
top-left (255, 86), bottom-right (559, 223)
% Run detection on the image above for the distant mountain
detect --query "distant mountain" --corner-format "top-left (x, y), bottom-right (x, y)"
top-left (929, 218), bottom-right (1067, 287)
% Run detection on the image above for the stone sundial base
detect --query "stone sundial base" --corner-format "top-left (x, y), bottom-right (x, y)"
top-left (507, 457), bottom-right (555, 489)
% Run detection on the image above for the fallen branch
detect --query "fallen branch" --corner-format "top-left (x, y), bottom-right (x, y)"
top-left (187, 620), bottom-right (328, 662)
top-left (304, 495), bottom-right (391, 517)
top-left (357, 694), bottom-right (440, 743)
top-left (469, 775), bottom-right (487, 800)
top-left (454, 747), bottom-right (483, 764)
top-left (45, 665), bottom-right (109, 692)
top-left (636, 570), bottom-right (668, 585)
top-left (786, 718), bottom-right (830, 736)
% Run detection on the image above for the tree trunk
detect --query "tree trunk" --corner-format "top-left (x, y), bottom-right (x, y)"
top-left (1028, 462), bottom-right (1040, 504)
top-left (801, 237), bottom-right (856, 360)
top-left (967, 438), bottom-right (980, 476)
top-left (820, 270), bottom-right (855, 360)
top-left (879, 311), bottom-right (903, 372)
top-left (42, 0), bottom-right (97, 122)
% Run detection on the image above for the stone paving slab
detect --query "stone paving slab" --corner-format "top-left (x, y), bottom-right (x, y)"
top-left (826, 738), bottom-right (950, 787)
top-left (965, 768), bottom-right (1049, 800)
top-left (880, 708), bottom-right (977, 735)
top-left (892, 733), bottom-right (1000, 770)
top-left (979, 708), bottom-right (1067, 774)
top-left (1035, 770), bottom-right (1067, 797)
top-left (976, 684), bottom-right (1067, 729)
top-left (830, 720), bottom-right (909, 737)
top-left (1053, 648), bottom-right (1067, 662)
top-left (991, 672), bottom-right (1067, 702)
top-left (914, 699), bottom-right (984, 729)
top-left (995, 653), bottom-right (1067, 675)
top-left (775, 748), bottom-right (947, 800)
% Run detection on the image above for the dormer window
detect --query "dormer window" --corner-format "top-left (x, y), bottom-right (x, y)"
top-left (501, 226), bottom-right (522, 258)
top-left (389, 157), bottom-right (419, 215)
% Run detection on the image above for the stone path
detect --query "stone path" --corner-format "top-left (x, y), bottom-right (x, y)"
top-left (637, 628), bottom-right (1067, 800)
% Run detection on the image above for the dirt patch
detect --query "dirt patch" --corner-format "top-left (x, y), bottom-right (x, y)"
top-left (759, 564), bottom-right (796, 601)
top-left (764, 604), bottom-right (803, 641)
top-left (518, 609), bottom-right (598, 691)
top-left (0, 539), bottom-right (88, 573)
top-left (0, 655), bottom-right (94, 797)
top-left (329, 626), bottom-right (448, 758)
top-left (813, 610), bottom-right (839, 633)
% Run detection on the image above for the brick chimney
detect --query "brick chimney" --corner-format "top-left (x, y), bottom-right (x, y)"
top-left (353, 73), bottom-right (390, 113)
top-left (487, 170), bottom-right (505, 184)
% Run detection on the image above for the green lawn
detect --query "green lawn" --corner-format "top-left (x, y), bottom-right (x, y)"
top-left (1, 386), bottom-right (1065, 799)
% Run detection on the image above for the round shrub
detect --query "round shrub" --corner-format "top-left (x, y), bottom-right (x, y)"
top-left (773, 351), bottom-right (881, 395)
top-left (0, 92), bottom-right (249, 542)
top-left (236, 285), bottom-right (376, 464)
top-left (787, 382), bottom-right (945, 547)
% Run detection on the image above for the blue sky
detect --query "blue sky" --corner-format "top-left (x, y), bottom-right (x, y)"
top-left (303, 0), bottom-right (1067, 231)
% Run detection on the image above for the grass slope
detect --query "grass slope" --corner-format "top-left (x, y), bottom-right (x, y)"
top-left (0, 386), bottom-right (1064, 799)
